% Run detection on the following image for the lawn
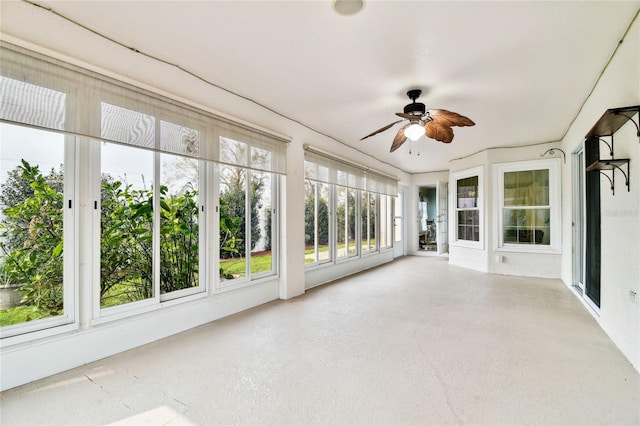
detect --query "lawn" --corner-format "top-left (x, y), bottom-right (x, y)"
top-left (220, 252), bottom-right (273, 277)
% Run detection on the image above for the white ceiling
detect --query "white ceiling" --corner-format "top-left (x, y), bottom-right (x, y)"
top-left (1, 1), bottom-right (639, 173)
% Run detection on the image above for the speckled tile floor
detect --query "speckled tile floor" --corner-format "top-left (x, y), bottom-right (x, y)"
top-left (1, 256), bottom-right (638, 425)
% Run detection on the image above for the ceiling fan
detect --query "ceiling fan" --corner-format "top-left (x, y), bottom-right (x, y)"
top-left (360, 89), bottom-right (475, 152)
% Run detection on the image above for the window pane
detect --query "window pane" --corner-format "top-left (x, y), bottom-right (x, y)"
top-left (369, 193), bottom-right (377, 251)
top-left (220, 137), bottom-right (248, 167)
top-left (100, 142), bottom-right (154, 308)
top-left (160, 120), bottom-right (199, 157)
top-left (0, 77), bottom-right (66, 130)
top-left (394, 192), bottom-right (402, 243)
top-left (101, 103), bottom-right (155, 149)
top-left (251, 147), bottom-right (272, 172)
top-left (336, 186), bottom-right (347, 259)
top-left (347, 188), bottom-right (356, 255)
top-left (160, 154), bottom-right (199, 294)
top-left (219, 165), bottom-right (247, 279)
top-left (0, 125), bottom-right (66, 326)
top-left (361, 192), bottom-right (370, 253)
top-left (317, 182), bottom-right (330, 263)
top-left (250, 170), bottom-right (273, 275)
top-left (504, 170), bottom-right (549, 207)
top-left (532, 169), bottom-right (549, 206)
top-left (457, 209), bottom-right (479, 242)
top-left (457, 176), bottom-right (478, 208)
top-left (304, 179), bottom-right (316, 264)
top-left (503, 208), bottom-right (550, 245)
top-left (380, 195), bottom-right (393, 248)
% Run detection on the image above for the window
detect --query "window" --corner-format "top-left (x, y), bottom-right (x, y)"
top-left (1, 45), bottom-right (287, 340)
top-left (335, 184), bottom-right (349, 259)
top-left (304, 173), bottom-right (331, 265)
top-left (456, 176), bottom-right (480, 242)
top-left (219, 138), bottom-right (277, 287)
top-left (0, 124), bottom-right (75, 336)
top-left (99, 142), bottom-right (155, 309)
top-left (303, 148), bottom-right (398, 267)
top-left (98, 103), bottom-right (206, 313)
top-left (249, 146), bottom-right (275, 277)
top-left (0, 77), bottom-right (75, 338)
top-left (451, 166), bottom-right (483, 248)
top-left (394, 191), bottom-right (403, 244)
top-left (379, 194), bottom-right (393, 249)
top-left (361, 191), bottom-right (377, 253)
top-left (495, 159), bottom-right (561, 252)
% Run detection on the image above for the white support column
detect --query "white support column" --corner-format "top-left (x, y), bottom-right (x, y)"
top-left (279, 141), bottom-right (306, 300)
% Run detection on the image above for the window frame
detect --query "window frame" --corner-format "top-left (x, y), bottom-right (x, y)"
top-left (360, 190), bottom-right (378, 255)
top-left (304, 177), bottom-right (333, 267)
top-left (92, 100), bottom-right (209, 320)
top-left (450, 166), bottom-right (484, 249)
top-left (215, 165), bottom-right (279, 293)
top-left (494, 158), bottom-right (561, 253)
top-left (0, 126), bottom-right (78, 341)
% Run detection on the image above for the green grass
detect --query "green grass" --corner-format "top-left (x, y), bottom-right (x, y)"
top-left (0, 305), bottom-right (56, 327)
top-left (220, 252), bottom-right (273, 278)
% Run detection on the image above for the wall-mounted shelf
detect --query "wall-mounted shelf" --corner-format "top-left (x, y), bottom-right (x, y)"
top-left (585, 105), bottom-right (638, 194)
top-left (585, 105), bottom-right (640, 140)
top-left (585, 158), bottom-right (629, 195)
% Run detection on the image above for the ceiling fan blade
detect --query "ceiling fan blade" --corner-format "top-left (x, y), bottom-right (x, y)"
top-left (390, 126), bottom-right (408, 152)
top-left (425, 120), bottom-right (455, 143)
top-left (395, 112), bottom-right (422, 121)
top-left (428, 109), bottom-right (475, 127)
top-left (360, 119), bottom-right (404, 141)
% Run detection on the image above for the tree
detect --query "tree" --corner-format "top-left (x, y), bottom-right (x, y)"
top-left (0, 161), bottom-right (64, 314)
top-left (0, 163), bottom-right (64, 250)
top-left (99, 179), bottom-right (154, 306)
top-left (219, 166), bottom-right (264, 258)
top-left (304, 187), bottom-right (329, 247)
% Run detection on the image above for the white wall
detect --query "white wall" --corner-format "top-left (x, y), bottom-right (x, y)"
top-left (446, 144), bottom-right (564, 277)
top-left (559, 15), bottom-right (640, 372)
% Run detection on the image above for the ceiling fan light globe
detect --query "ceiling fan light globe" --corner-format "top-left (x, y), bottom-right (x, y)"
top-left (405, 123), bottom-right (424, 141)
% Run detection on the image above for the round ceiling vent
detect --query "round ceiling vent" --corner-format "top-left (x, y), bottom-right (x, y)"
top-left (332, 0), bottom-right (365, 16)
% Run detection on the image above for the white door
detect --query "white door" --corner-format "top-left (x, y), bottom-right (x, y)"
top-left (436, 180), bottom-right (449, 254)
top-left (393, 189), bottom-right (405, 258)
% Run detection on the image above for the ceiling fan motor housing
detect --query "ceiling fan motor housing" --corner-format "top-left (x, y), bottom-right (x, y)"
top-left (404, 102), bottom-right (425, 116)
top-left (404, 89), bottom-right (425, 117)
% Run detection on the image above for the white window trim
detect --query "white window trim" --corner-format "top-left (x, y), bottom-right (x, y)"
top-left (450, 166), bottom-right (484, 249)
top-left (494, 158), bottom-right (561, 254)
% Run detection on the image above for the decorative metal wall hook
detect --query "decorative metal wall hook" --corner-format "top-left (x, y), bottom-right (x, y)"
top-left (540, 148), bottom-right (566, 163)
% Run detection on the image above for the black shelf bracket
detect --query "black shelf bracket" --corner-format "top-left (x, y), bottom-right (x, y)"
top-left (597, 138), bottom-right (614, 157)
top-left (613, 108), bottom-right (640, 142)
top-left (598, 171), bottom-right (614, 194)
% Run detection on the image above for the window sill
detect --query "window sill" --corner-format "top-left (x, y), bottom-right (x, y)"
top-left (213, 274), bottom-right (278, 295)
top-left (0, 320), bottom-right (79, 348)
top-left (451, 240), bottom-right (484, 250)
top-left (496, 245), bottom-right (561, 255)
top-left (91, 291), bottom-right (209, 326)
